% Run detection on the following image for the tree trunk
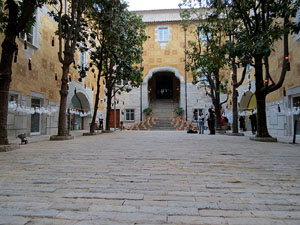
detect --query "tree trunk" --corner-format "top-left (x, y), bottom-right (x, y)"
top-left (232, 61), bottom-right (238, 134)
top-left (232, 88), bottom-right (239, 133)
top-left (57, 64), bottom-right (70, 136)
top-left (90, 73), bottom-right (101, 134)
top-left (214, 77), bottom-right (222, 129)
top-left (254, 55), bottom-right (270, 137)
top-left (214, 94), bottom-right (222, 129)
top-left (105, 89), bottom-right (112, 131)
top-left (0, 38), bottom-right (17, 145)
top-left (256, 93), bottom-right (270, 137)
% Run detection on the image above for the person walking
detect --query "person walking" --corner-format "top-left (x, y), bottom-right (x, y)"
top-left (198, 111), bottom-right (205, 134)
top-left (208, 108), bottom-right (215, 135)
top-left (249, 111), bottom-right (257, 134)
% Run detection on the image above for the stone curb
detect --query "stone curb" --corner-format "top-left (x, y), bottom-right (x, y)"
top-left (226, 133), bottom-right (245, 136)
top-left (0, 145), bottom-right (21, 152)
top-left (250, 136), bottom-right (278, 142)
top-left (82, 132), bottom-right (102, 136)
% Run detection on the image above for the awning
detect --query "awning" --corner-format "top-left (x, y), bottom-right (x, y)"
top-left (239, 91), bottom-right (256, 111)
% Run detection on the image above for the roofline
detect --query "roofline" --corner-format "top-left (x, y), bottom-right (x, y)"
top-left (130, 8), bottom-right (181, 13)
top-left (130, 7), bottom-right (210, 13)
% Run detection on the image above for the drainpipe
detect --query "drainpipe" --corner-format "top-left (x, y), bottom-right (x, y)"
top-left (140, 59), bottom-right (143, 122)
top-left (184, 29), bottom-right (188, 121)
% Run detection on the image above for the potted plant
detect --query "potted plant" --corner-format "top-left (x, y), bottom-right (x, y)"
top-left (143, 107), bottom-right (152, 119)
top-left (174, 107), bottom-right (184, 118)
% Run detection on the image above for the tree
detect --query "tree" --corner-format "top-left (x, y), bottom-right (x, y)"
top-left (213, 0), bottom-right (249, 134)
top-left (183, 0), bottom-right (300, 138)
top-left (220, 0), bottom-right (300, 138)
top-left (86, 0), bottom-right (127, 134)
top-left (180, 4), bottom-right (228, 129)
top-left (49, 0), bottom-right (92, 137)
top-left (88, 1), bottom-right (147, 132)
top-left (0, 0), bottom-right (53, 145)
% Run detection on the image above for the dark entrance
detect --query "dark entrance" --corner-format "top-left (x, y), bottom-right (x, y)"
top-left (156, 74), bottom-right (173, 99)
top-left (148, 72), bottom-right (180, 103)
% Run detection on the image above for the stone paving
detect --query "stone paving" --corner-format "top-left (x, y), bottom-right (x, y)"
top-left (0, 131), bottom-right (300, 225)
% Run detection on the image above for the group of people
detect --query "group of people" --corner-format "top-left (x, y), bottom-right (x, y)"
top-left (239, 111), bottom-right (257, 134)
top-left (196, 108), bottom-right (217, 135)
top-left (196, 108), bottom-right (257, 135)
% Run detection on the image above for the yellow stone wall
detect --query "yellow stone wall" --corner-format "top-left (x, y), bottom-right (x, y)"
top-left (235, 35), bottom-right (300, 103)
top-left (267, 35), bottom-right (300, 102)
top-left (0, 6), bottom-right (103, 110)
top-left (142, 22), bottom-right (195, 82)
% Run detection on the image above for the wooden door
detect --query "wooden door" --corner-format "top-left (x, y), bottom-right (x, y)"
top-left (110, 109), bottom-right (120, 128)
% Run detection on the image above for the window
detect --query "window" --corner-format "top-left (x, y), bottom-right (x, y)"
top-left (294, 7), bottom-right (300, 41)
top-left (193, 108), bottom-right (203, 121)
top-left (79, 51), bottom-right (87, 69)
top-left (158, 27), bottom-right (169, 42)
top-left (246, 64), bottom-right (253, 72)
top-left (198, 30), bottom-right (211, 46)
top-left (19, 26), bottom-right (34, 45)
top-left (31, 98), bottom-right (41, 134)
top-left (116, 79), bottom-right (129, 86)
top-left (125, 109), bottom-right (135, 121)
top-left (8, 94), bottom-right (18, 103)
top-left (292, 96), bottom-right (300, 135)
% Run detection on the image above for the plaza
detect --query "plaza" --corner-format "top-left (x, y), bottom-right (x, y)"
top-left (0, 131), bottom-right (300, 225)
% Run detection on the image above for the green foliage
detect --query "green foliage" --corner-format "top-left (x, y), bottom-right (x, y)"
top-left (180, 2), bottom-right (228, 103)
top-left (0, 0), bottom-right (54, 34)
top-left (143, 107), bottom-right (152, 116)
top-left (88, 0), bottom-right (148, 95)
top-left (174, 107), bottom-right (184, 116)
top-left (48, 0), bottom-right (92, 69)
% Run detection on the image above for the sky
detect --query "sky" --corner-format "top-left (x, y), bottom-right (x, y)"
top-left (126, 0), bottom-right (184, 11)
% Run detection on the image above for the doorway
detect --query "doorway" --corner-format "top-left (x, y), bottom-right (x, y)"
top-left (148, 71), bottom-right (180, 103)
top-left (110, 109), bottom-right (120, 129)
top-left (31, 98), bottom-right (41, 134)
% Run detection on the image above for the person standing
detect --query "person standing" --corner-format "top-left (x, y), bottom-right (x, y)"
top-left (208, 108), bottom-right (215, 135)
top-left (198, 111), bottom-right (205, 134)
top-left (249, 111), bottom-right (257, 134)
top-left (239, 116), bottom-right (246, 132)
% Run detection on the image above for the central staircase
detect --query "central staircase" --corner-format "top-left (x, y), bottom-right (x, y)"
top-left (127, 99), bottom-right (198, 131)
top-left (150, 99), bottom-right (177, 130)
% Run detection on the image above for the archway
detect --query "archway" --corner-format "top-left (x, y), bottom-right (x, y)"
top-left (239, 91), bottom-right (256, 111)
top-left (148, 71), bottom-right (180, 102)
top-left (68, 91), bottom-right (91, 130)
top-left (142, 67), bottom-right (185, 112)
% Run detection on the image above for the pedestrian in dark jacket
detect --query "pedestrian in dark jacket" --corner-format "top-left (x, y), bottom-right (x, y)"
top-left (208, 108), bottom-right (215, 135)
top-left (239, 116), bottom-right (246, 132)
top-left (249, 111), bottom-right (257, 134)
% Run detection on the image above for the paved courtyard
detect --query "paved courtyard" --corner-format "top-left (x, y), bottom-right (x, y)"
top-left (0, 131), bottom-right (300, 225)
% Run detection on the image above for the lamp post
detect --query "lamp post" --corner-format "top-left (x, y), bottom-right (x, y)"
top-left (114, 86), bottom-right (116, 131)
top-left (140, 54), bottom-right (143, 122)
top-left (184, 29), bottom-right (188, 121)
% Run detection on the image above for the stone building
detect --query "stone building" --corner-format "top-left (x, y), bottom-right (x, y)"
top-left (2, 6), bottom-right (299, 138)
top-left (112, 9), bottom-right (212, 129)
top-left (234, 22), bottom-right (300, 137)
top-left (2, 5), bottom-right (103, 141)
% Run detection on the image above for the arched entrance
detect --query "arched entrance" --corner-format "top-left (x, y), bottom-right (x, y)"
top-left (142, 67), bottom-right (185, 113)
top-left (68, 92), bottom-right (91, 130)
top-left (148, 71), bottom-right (180, 102)
top-left (239, 91), bottom-right (257, 111)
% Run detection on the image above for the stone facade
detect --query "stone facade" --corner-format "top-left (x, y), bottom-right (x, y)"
top-left (117, 9), bottom-right (213, 128)
top-left (233, 31), bottom-right (300, 137)
top-left (1, 5), bottom-right (102, 140)
top-left (2, 6), bottom-right (298, 137)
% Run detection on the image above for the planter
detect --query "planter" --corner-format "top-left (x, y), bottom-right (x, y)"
top-left (50, 135), bottom-right (74, 141)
